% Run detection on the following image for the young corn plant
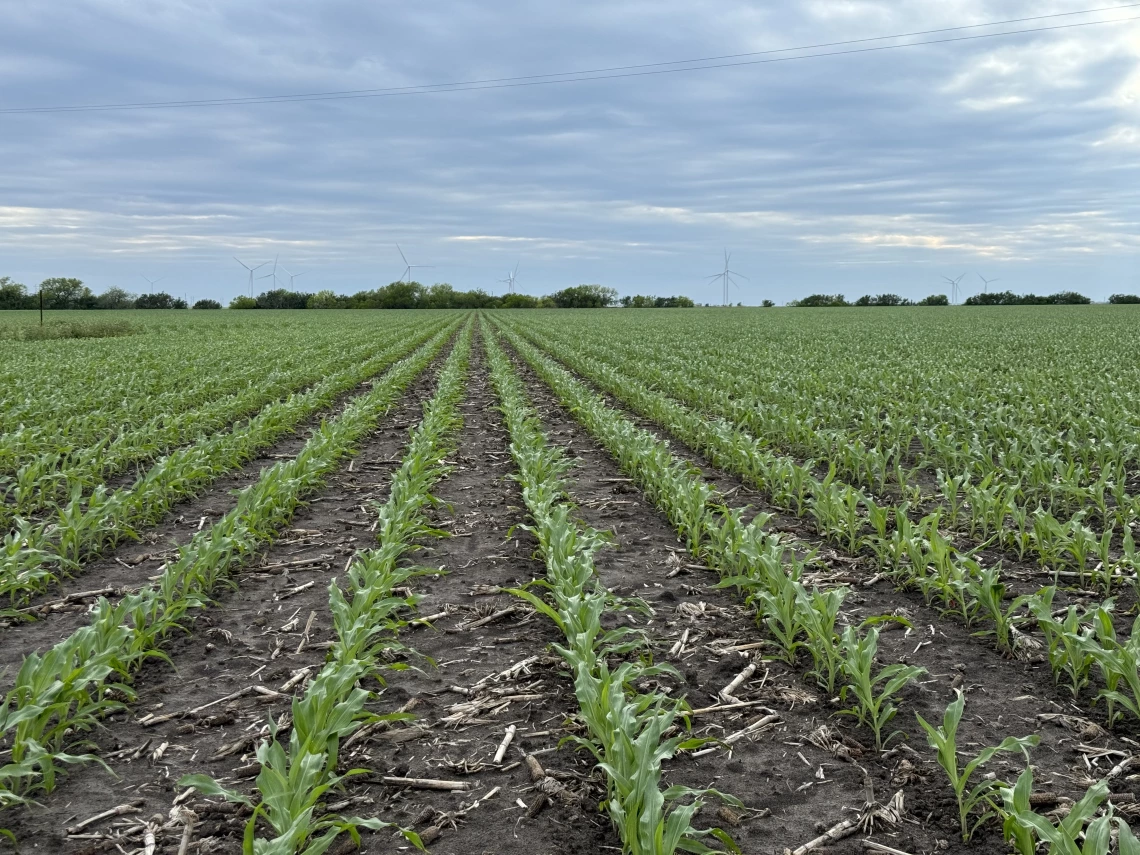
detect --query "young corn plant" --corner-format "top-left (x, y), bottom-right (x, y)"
top-left (744, 566), bottom-right (806, 664)
top-left (1031, 509), bottom-right (1069, 575)
top-left (0, 620), bottom-right (140, 798)
top-left (797, 586), bottom-right (848, 693)
top-left (837, 625), bottom-right (925, 751)
top-left (970, 565), bottom-right (1034, 655)
top-left (484, 326), bottom-right (741, 855)
top-left (915, 693), bottom-right (1038, 841)
top-left (564, 644), bottom-right (740, 855)
top-left (1029, 589), bottom-right (1097, 698)
top-left (937, 469), bottom-right (968, 526)
top-left (1000, 767), bottom-right (1140, 855)
top-left (1005, 504), bottom-right (1034, 562)
top-left (1063, 515), bottom-right (1100, 585)
top-left (1087, 610), bottom-right (1140, 725)
top-left (181, 665), bottom-right (423, 855)
top-left (1092, 523), bottom-right (1117, 596)
top-left (179, 323), bottom-right (472, 855)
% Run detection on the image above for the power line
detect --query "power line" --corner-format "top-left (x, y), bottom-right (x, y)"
top-left (3, 5), bottom-right (1138, 115)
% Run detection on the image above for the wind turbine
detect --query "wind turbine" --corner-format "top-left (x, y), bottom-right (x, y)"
top-left (396, 245), bottom-right (433, 284)
top-left (263, 255), bottom-right (282, 289)
top-left (234, 257), bottom-right (268, 297)
top-left (942, 274), bottom-right (966, 305)
top-left (282, 266), bottom-right (308, 289)
top-left (140, 275), bottom-right (164, 291)
top-left (498, 262), bottom-right (519, 294)
top-left (706, 250), bottom-right (748, 307)
top-left (977, 273), bottom-right (999, 294)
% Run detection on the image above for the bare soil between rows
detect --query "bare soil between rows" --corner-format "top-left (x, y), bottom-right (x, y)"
top-left (496, 327), bottom-right (1140, 854)
top-left (7, 320), bottom-right (1138, 855)
top-left (2, 337), bottom-right (453, 854)
top-left (0, 330), bottom-right (448, 668)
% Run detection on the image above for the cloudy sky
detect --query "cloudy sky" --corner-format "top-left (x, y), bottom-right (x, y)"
top-left (1, 1), bottom-right (1138, 304)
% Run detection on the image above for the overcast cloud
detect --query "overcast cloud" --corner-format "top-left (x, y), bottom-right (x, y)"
top-left (1, 1), bottom-right (1138, 303)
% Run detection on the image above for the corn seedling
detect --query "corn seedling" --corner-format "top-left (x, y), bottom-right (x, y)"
top-left (915, 693), bottom-right (1038, 841)
top-left (181, 665), bottom-right (423, 855)
top-left (0, 326), bottom-right (457, 818)
top-left (1088, 609), bottom-right (1140, 725)
top-left (797, 585), bottom-right (848, 693)
top-left (1000, 767), bottom-right (1140, 855)
top-left (837, 626), bottom-right (925, 751)
top-left (970, 565), bottom-right (1034, 655)
top-left (484, 325), bottom-right (741, 855)
top-left (1029, 588), bottom-right (1098, 698)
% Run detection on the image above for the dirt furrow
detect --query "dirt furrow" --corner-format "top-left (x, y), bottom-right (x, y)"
top-left (501, 332), bottom-right (1140, 855)
top-left (2, 352), bottom-right (448, 854)
top-left (0, 333), bottom-right (450, 659)
top-left (505, 347), bottom-right (935, 855)
top-left (350, 333), bottom-right (613, 855)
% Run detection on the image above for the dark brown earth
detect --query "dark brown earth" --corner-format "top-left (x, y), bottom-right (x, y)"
top-left (493, 324), bottom-right (1140, 855)
top-left (2, 334), bottom-right (453, 854)
top-left (5, 315), bottom-right (1137, 855)
top-left (0, 326), bottom-right (449, 661)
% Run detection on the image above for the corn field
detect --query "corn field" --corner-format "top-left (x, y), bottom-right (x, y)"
top-left (0, 306), bottom-right (1137, 854)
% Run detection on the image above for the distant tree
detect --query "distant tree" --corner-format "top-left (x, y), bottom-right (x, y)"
top-left (452, 287), bottom-right (498, 309)
top-left (255, 288), bottom-right (312, 309)
top-left (374, 281), bottom-right (425, 309)
top-left (918, 294), bottom-right (949, 306)
top-left (420, 283), bottom-right (456, 309)
top-left (95, 287), bottom-right (137, 310)
top-left (855, 293), bottom-right (910, 307)
top-left (1049, 291), bottom-right (1091, 305)
top-left (0, 277), bottom-right (30, 309)
top-left (965, 290), bottom-right (1017, 305)
top-left (499, 292), bottom-right (540, 308)
top-left (39, 278), bottom-right (96, 309)
top-left (550, 284), bottom-right (617, 308)
top-left (229, 295), bottom-right (258, 309)
top-left (965, 290), bottom-right (1091, 306)
top-left (345, 289), bottom-right (378, 309)
top-left (761, 299), bottom-right (775, 308)
top-left (1109, 294), bottom-right (1140, 304)
top-left (618, 294), bottom-right (691, 307)
top-left (192, 299), bottom-right (223, 309)
top-left (306, 290), bottom-right (343, 309)
top-left (790, 294), bottom-right (849, 307)
top-left (136, 292), bottom-right (185, 309)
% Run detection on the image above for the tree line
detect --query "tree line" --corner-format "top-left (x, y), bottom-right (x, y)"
top-left (0, 279), bottom-right (695, 310)
top-left (228, 283), bottom-right (695, 309)
top-left (4, 275), bottom-right (1137, 311)
top-left (787, 290), bottom-right (1140, 307)
top-left (0, 278), bottom-right (190, 310)
top-left (789, 293), bottom-right (950, 307)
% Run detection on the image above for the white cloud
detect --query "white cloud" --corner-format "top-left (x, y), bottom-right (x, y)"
top-left (0, 0), bottom-right (1138, 301)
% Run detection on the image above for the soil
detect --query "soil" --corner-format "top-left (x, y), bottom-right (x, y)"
top-left (2, 335), bottom-right (453, 853)
top-left (0, 329), bottom-right (446, 658)
top-left (493, 326), bottom-right (1140, 854)
top-left (5, 317), bottom-right (1137, 855)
